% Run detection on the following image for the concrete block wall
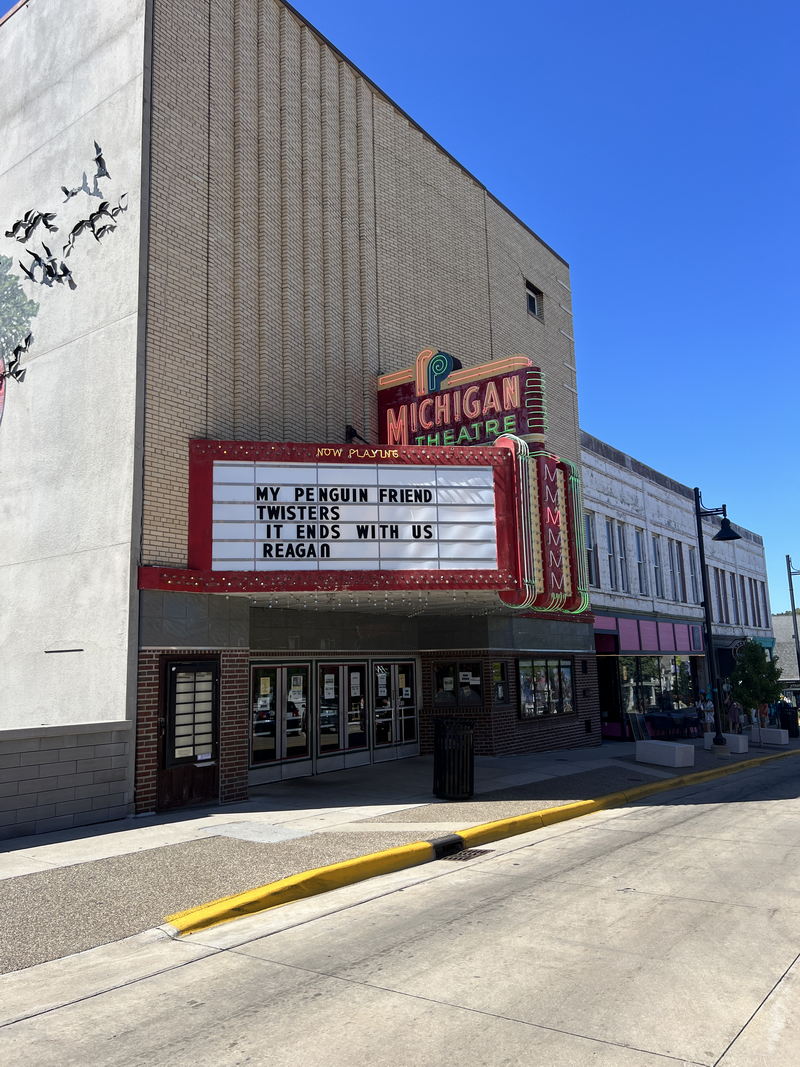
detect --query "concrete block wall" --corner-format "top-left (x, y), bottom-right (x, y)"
top-left (0, 723), bottom-right (132, 840)
top-left (141, 0), bottom-right (580, 568)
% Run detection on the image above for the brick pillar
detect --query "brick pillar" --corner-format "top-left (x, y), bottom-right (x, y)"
top-left (219, 649), bottom-right (250, 804)
top-left (135, 651), bottom-right (160, 813)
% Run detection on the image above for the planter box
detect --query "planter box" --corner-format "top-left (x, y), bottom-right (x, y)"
top-left (635, 739), bottom-right (695, 768)
top-left (703, 732), bottom-right (748, 754)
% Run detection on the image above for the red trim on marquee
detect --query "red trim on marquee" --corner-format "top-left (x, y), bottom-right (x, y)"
top-left (140, 439), bottom-right (523, 595)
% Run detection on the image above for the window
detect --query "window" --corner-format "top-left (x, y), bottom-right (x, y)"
top-left (749, 578), bottom-right (760, 627)
top-left (617, 522), bottom-right (629, 592)
top-left (667, 540), bottom-right (680, 601)
top-left (713, 568), bottom-right (727, 623)
top-left (433, 662), bottom-right (483, 706)
top-left (718, 568), bottom-right (730, 623)
top-left (759, 582), bottom-right (769, 627)
top-left (585, 511), bottom-right (599, 587)
top-left (635, 528), bottom-right (648, 595)
top-left (740, 574), bottom-right (749, 625)
top-left (606, 519), bottom-right (618, 590)
top-left (519, 658), bottom-right (574, 718)
top-left (688, 547), bottom-right (700, 604)
top-left (729, 572), bottom-right (740, 625)
top-left (491, 661), bottom-right (510, 704)
top-left (652, 535), bottom-right (664, 598)
top-left (677, 543), bottom-right (687, 601)
top-left (525, 280), bottom-right (544, 320)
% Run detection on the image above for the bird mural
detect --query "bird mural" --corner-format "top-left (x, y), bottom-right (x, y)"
top-left (0, 140), bottom-right (128, 429)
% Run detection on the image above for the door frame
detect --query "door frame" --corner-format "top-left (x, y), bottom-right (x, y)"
top-left (248, 655), bottom-right (421, 784)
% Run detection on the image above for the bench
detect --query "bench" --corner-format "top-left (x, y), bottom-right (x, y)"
top-left (635, 739), bottom-right (695, 768)
top-left (754, 727), bottom-right (789, 746)
top-left (703, 732), bottom-right (748, 754)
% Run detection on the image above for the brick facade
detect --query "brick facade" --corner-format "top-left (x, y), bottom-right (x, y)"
top-left (142, 0), bottom-right (579, 569)
top-left (130, 0), bottom-right (597, 809)
top-left (419, 650), bottom-right (601, 757)
top-left (134, 648), bottom-right (249, 813)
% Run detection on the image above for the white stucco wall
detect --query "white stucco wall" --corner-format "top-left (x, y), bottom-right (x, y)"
top-left (581, 436), bottom-right (772, 643)
top-left (0, 0), bottom-right (146, 727)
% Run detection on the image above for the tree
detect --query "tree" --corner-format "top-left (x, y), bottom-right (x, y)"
top-left (0, 253), bottom-right (39, 361)
top-left (729, 640), bottom-right (783, 712)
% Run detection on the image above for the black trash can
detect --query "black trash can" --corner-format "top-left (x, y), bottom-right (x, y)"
top-left (779, 705), bottom-right (799, 738)
top-left (433, 717), bottom-right (474, 800)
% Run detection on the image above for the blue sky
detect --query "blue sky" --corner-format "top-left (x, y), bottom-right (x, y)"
top-left (3, 0), bottom-right (798, 609)
top-left (291, 0), bottom-right (799, 611)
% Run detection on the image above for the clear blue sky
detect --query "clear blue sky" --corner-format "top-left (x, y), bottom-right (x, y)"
top-left (3, 0), bottom-right (798, 609)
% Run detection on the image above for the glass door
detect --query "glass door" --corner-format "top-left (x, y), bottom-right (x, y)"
top-left (251, 665), bottom-right (310, 763)
top-left (318, 664), bottom-right (368, 755)
top-left (372, 662), bottom-right (417, 748)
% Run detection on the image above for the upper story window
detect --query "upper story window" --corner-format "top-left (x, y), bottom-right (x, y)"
top-left (729, 572), bottom-right (740, 624)
top-left (585, 511), bottom-right (599, 587)
top-left (688, 546), bottom-right (700, 603)
top-left (667, 540), bottom-right (681, 601)
top-left (525, 280), bottom-right (544, 320)
top-left (715, 567), bottom-right (729, 623)
top-left (605, 519), bottom-right (619, 590)
top-left (635, 528), bottom-right (648, 595)
top-left (652, 534), bottom-right (664, 598)
top-left (759, 581), bottom-right (769, 627)
top-left (740, 574), bottom-right (749, 625)
top-left (617, 522), bottom-right (630, 593)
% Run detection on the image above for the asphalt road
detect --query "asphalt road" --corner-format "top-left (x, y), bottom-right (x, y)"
top-left (3, 761), bottom-right (800, 1066)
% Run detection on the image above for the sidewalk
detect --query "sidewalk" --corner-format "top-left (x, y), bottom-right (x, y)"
top-left (2, 735), bottom-right (799, 974)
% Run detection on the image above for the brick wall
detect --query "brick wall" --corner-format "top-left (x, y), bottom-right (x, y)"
top-left (134, 648), bottom-right (249, 813)
top-left (0, 723), bottom-right (132, 840)
top-left (419, 651), bottom-right (601, 757)
top-left (142, 0), bottom-right (579, 567)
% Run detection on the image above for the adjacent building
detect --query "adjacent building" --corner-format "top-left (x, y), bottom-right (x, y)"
top-left (581, 432), bottom-right (774, 736)
top-left (1, 0), bottom-right (598, 836)
top-left (772, 613), bottom-right (800, 704)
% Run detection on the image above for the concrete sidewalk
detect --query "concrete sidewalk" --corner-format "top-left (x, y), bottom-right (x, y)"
top-left (2, 735), bottom-right (799, 973)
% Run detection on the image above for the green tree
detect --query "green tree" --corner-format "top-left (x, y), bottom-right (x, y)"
top-left (729, 640), bottom-right (783, 712)
top-left (0, 254), bottom-right (39, 360)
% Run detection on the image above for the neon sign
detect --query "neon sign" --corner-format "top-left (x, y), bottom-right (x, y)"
top-left (378, 348), bottom-right (546, 448)
top-left (377, 348), bottom-right (587, 615)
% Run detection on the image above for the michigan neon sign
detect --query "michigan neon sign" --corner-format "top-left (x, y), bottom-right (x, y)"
top-left (377, 348), bottom-right (589, 615)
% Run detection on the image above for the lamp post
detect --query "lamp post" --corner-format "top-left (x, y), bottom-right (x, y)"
top-left (693, 488), bottom-right (742, 746)
top-left (787, 555), bottom-right (800, 702)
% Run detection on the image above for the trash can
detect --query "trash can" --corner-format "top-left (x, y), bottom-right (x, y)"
top-left (779, 705), bottom-right (799, 738)
top-left (433, 717), bottom-right (474, 800)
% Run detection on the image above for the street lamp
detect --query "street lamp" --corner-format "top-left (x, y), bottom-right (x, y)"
top-left (786, 556), bottom-right (800, 702)
top-left (693, 488), bottom-right (741, 746)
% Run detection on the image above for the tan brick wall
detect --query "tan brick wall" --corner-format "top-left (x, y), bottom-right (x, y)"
top-left (142, 0), bottom-right (579, 566)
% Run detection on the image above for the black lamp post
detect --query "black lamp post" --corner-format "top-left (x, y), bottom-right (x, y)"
top-left (787, 555), bottom-right (800, 700)
top-left (693, 488), bottom-right (741, 746)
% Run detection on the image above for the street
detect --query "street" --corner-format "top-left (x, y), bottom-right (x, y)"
top-left (3, 760), bottom-right (800, 1066)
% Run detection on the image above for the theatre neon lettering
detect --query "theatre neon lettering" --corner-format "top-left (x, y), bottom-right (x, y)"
top-left (378, 347), bottom-right (546, 447)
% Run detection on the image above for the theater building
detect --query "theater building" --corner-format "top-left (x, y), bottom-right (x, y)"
top-left (0, 0), bottom-right (599, 833)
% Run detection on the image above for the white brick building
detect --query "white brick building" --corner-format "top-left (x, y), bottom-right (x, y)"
top-left (581, 432), bottom-right (774, 736)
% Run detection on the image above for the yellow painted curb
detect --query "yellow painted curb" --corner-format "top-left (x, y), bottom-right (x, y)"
top-left (165, 840), bottom-right (434, 936)
top-left (165, 747), bottom-right (800, 937)
top-left (458, 747), bottom-right (800, 851)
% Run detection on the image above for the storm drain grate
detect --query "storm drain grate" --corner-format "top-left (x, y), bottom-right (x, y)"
top-left (445, 848), bottom-right (493, 861)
